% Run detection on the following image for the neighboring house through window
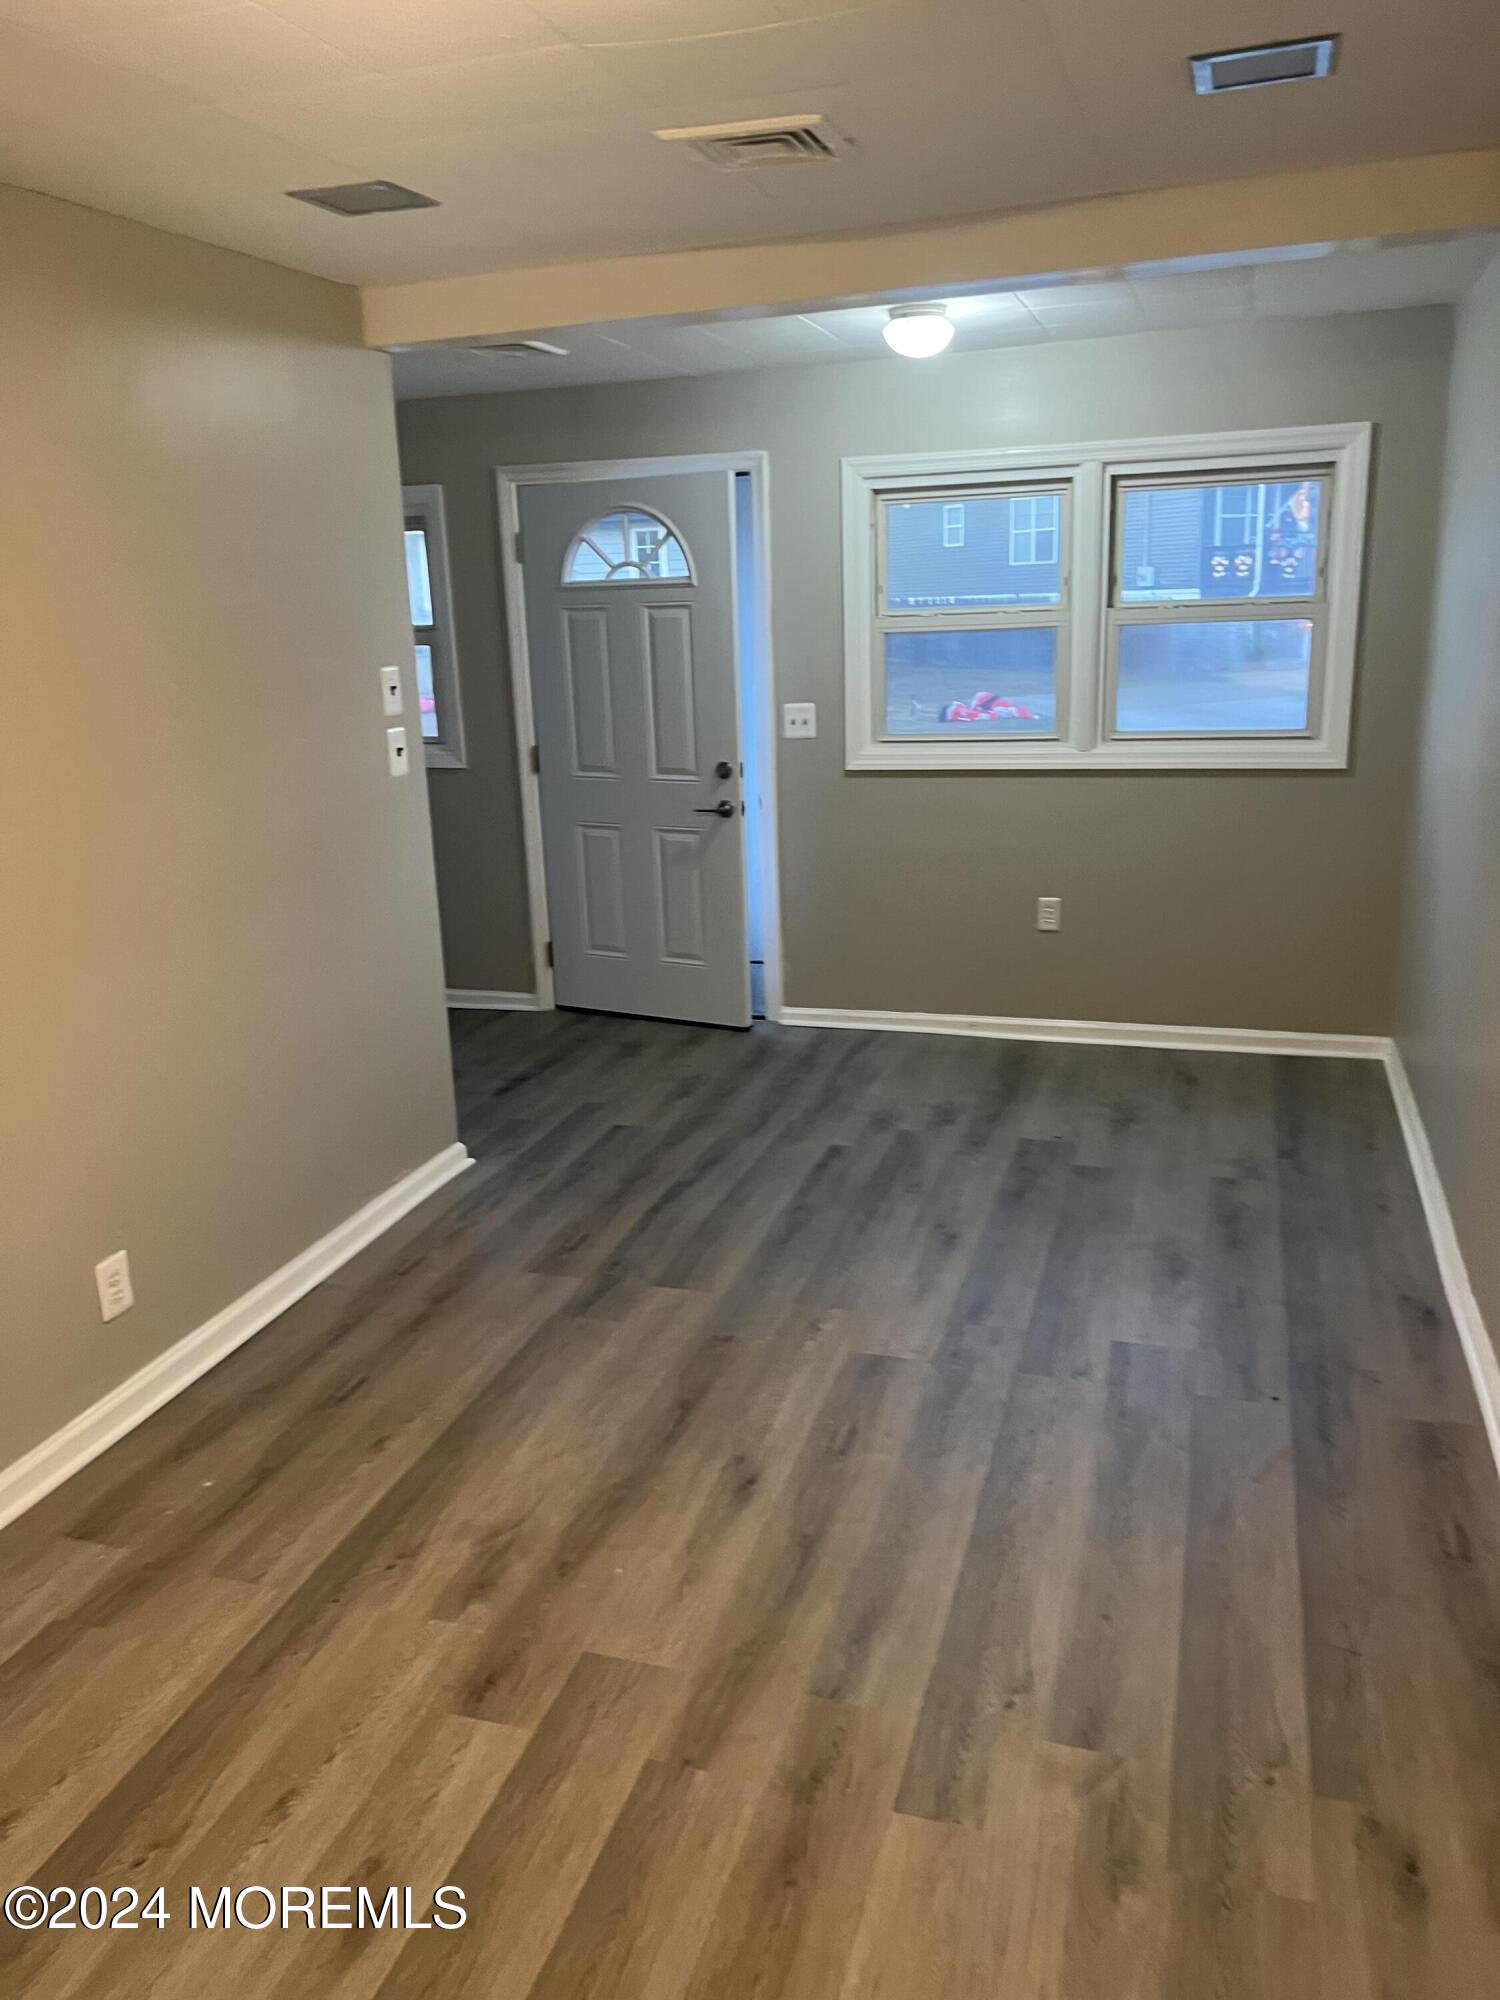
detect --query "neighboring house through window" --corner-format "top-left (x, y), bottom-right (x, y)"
top-left (563, 509), bottom-right (693, 584)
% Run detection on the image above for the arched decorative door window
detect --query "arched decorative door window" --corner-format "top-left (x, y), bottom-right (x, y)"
top-left (562, 508), bottom-right (694, 585)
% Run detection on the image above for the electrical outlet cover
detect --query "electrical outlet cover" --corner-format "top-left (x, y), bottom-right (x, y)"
top-left (95, 1249), bottom-right (134, 1323)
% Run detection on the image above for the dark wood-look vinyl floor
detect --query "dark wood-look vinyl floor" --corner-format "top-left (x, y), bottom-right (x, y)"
top-left (4, 1011), bottom-right (1500, 1997)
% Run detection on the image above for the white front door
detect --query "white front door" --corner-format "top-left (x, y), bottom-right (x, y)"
top-left (519, 469), bottom-right (751, 1027)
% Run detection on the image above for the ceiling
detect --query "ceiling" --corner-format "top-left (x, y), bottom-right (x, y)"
top-left (389, 233), bottom-right (1499, 396)
top-left (0, 0), bottom-right (1498, 289)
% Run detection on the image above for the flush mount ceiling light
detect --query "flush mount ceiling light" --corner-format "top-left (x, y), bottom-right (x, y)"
top-left (1189, 36), bottom-right (1339, 93)
top-left (883, 307), bottom-right (955, 358)
top-left (286, 180), bottom-right (439, 216)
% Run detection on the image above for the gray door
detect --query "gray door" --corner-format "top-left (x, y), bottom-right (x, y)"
top-left (519, 469), bottom-right (750, 1027)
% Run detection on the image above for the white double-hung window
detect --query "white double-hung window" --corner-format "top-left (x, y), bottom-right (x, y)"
top-left (842, 424), bottom-right (1370, 771)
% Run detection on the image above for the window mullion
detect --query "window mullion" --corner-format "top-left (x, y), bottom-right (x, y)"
top-left (1058, 458), bottom-right (1102, 752)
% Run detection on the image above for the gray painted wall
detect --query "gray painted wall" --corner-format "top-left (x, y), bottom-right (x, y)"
top-left (0, 184), bottom-right (458, 1475)
top-left (400, 308), bottom-right (1452, 1031)
top-left (1396, 255), bottom-right (1500, 1335)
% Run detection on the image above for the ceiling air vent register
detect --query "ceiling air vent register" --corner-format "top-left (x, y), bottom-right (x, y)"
top-left (1189, 37), bottom-right (1339, 93)
top-left (285, 180), bottom-right (439, 216)
top-left (653, 115), bottom-right (849, 170)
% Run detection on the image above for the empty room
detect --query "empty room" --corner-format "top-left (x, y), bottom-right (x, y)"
top-left (2, 2), bottom-right (1499, 1994)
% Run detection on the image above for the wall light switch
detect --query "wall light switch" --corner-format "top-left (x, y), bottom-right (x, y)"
top-left (1036, 896), bottom-right (1062, 932)
top-left (386, 726), bottom-right (410, 777)
top-left (379, 665), bottom-right (404, 716)
top-left (95, 1249), bottom-right (134, 1324)
top-left (783, 703), bottom-right (817, 738)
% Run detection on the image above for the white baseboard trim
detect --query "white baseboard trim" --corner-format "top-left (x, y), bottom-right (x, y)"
top-left (0, 1141), bottom-right (473, 1534)
top-left (446, 988), bottom-right (539, 1012)
top-left (1383, 1046), bottom-right (1500, 1479)
top-left (779, 1006), bottom-right (1391, 1061)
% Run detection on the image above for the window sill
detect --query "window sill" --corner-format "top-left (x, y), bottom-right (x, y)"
top-left (846, 741), bottom-right (1349, 773)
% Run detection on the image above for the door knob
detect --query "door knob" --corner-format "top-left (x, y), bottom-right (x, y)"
top-left (714, 760), bottom-right (734, 780)
top-left (693, 801), bottom-right (734, 818)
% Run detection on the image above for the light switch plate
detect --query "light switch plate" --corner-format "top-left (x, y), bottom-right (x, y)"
top-left (379, 665), bottom-right (403, 717)
top-left (387, 726), bottom-right (410, 777)
top-left (783, 702), bottom-right (817, 738)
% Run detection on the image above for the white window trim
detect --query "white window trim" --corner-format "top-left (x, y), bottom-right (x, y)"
top-left (841, 423), bottom-right (1371, 772)
top-left (403, 483), bottom-right (467, 770)
top-left (942, 502), bottom-right (965, 548)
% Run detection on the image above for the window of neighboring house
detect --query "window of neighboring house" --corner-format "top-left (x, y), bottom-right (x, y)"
top-left (841, 425), bottom-right (1369, 770)
top-left (942, 502), bottom-right (966, 548)
top-left (1211, 482), bottom-right (1257, 546)
top-left (1008, 492), bottom-right (1060, 566)
top-left (402, 485), bottom-right (465, 769)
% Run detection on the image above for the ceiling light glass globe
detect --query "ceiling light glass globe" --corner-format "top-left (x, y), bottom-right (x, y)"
top-left (883, 308), bottom-right (955, 358)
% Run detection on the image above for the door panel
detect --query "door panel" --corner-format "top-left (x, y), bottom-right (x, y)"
top-left (577, 824), bottom-right (628, 957)
top-left (644, 607), bottom-right (698, 780)
top-left (563, 610), bottom-right (617, 775)
top-left (655, 829), bottom-right (708, 963)
top-left (520, 469), bottom-right (750, 1026)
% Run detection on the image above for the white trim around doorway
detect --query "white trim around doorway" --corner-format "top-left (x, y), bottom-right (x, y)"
top-left (494, 453), bottom-right (784, 1022)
